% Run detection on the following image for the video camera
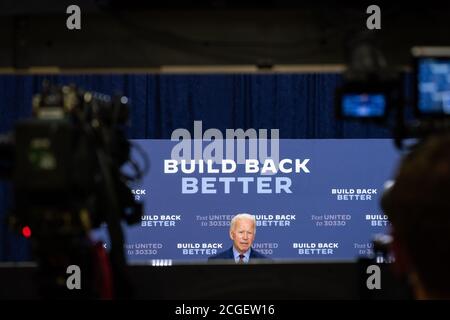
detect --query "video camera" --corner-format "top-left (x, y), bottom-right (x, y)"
top-left (0, 82), bottom-right (144, 298)
top-left (336, 42), bottom-right (450, 149)
top-left (335, 40), bottom-right (450, 299)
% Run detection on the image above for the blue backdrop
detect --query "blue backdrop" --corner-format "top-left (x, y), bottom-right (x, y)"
top-left (90, 139), bottom-right (399, 262)
top-left (0, 73), bottom-right (410, 261)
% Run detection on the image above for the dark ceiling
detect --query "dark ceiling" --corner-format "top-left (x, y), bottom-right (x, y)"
top-left (1, 1), bottom-right (450, 68)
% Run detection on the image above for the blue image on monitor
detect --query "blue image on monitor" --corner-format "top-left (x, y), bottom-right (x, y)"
top-left (418, 58), bottom-right (450, 115)
top-left (342, 93), bottom-right (386, 118)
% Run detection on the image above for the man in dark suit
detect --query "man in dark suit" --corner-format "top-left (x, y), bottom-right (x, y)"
top-left (208, 213), bottom-right (268, 263)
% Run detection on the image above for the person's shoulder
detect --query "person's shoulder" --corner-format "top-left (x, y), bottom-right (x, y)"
top-left (251, 249), bottom-right (269, 259)
top-left (208, 247), bottom-right (233, 260)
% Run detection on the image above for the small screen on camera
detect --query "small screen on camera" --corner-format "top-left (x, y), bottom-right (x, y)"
top-left (417, 58), bottom-right (450, 115)
top-left (341, 93), bottom-right (386, 118)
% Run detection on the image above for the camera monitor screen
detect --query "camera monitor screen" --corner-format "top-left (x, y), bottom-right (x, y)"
top-left (341, 93), bottom-right (387, 118)
top-left (417, 58), bottom-right (450, 116)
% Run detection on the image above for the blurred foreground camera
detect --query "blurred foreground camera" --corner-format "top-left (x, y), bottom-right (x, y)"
top-left (336, 33), bottom-right (398, 122)
top-left (9, 84), bottom-right (141, 232)
top-left (0, 82), bottom-right (144, 298)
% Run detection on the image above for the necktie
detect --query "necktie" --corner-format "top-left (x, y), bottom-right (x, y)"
top-left (238, 254), bottom-right (245, 264)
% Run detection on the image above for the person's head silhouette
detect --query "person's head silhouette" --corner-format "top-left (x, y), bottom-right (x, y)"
top-left (382, 134), bottom-right (450, 299)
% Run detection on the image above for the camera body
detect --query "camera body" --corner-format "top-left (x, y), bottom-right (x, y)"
top-left (6, 84), bottom-right (142, 238)
top-left (0, 83), bottom-right (143, 298)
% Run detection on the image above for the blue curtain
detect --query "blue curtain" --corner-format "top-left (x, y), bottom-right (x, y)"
top-left (0, 73), bottom-right (396, 138)
top-left (0, 72), bottom-right (404, 261)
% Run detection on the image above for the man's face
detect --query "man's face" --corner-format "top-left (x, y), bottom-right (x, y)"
top-left (230, 218), bottom-right (255, 254)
